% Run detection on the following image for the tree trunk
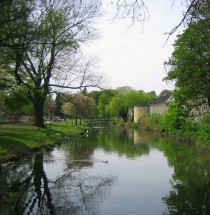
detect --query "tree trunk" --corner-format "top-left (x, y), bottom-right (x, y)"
top-left (33, 95), bottom-right (45, 127)
top-left (120, 109), bottom-right (128, 122)
top-left (33, 153), bottom-right (54, 214)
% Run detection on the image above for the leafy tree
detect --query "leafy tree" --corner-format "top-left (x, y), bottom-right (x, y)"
top-left (3, 89), bottom-right (34, 115)
top-left (106, 92), bottom-right (127, 121)
top-left (54, 93), bottom-right (65, 118)
top-left (0, 70), bottom-right (29, 116)
top-left (107, 89), bottom-right (157, 122)
top-left (62, 93), bottom-right (95, 127)
top-left (61, 102), bottom-right (74, 118)
top-left (97, 90), bottom-right (117, 118)
top-left (0, 0), bottom-right (102, 127)
top-left (164, 18), bottom-right (210, 116)
top-left (87, 90), bottom-right (104, 117)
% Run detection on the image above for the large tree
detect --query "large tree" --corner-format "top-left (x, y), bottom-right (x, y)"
top-left (0, 0), bottom-right (102, 127)
top-left (164, 18), bottom-right (210, 116)
top-left (107, 89), bottom-right (157, 121)
top-left (97, 89), bottom-right (117, 118)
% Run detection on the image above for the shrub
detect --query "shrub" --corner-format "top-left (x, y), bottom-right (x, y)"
top-left (197, 114), bottom-right (210, 147)
top-left (139, 116), bottom-right (147, 127)
top-left (145, 113), bottom-right (164, 131)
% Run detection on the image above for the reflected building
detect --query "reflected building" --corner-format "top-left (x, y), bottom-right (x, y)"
top-left (133, 129), bottom-right (148, 146)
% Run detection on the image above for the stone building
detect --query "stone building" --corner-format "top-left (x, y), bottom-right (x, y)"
top-left (147, 93), bottom-right (174, 115)
top-left (134, 92), bottom-right (209, 123)
top-left (133, 106), bottom-right (149, 123)
top-left (133, 93), bottom-right (174, 122)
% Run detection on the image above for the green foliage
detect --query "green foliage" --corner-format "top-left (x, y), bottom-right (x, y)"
top-left (106, 89), bottom-right (157, 122)
top-left (161, 13), bottom-right (210, 147)
top-left (196, 115), bottom-right (210, 146)
top-left (144, 105), bottom-right (210, 147)
top-left (161, 103), bottom-right (187, 133)
top-left (61, 93), bottom-right (95, 119)
top-left (146, 113), bottom-right (164, 131)
top-left (97, 90), bottom-right (117, 118)
top-left (54, 93), bottom-right (65, 117)
top-left (106, 92), bottom-right (127, 121)
top-left (4, 87), bottom-right (34, 115)
top-left (164, 18), bottom-right (210, 111)
top-left (0, 0), bottom-right (102, 127)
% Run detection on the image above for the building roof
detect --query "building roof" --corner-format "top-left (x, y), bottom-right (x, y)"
top-left (147, 93), bottom-right (173, 105)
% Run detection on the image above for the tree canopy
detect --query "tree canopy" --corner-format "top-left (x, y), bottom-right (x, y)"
top-left (164, 18), bottom-right (210, 116)
top-left (106, 90), bottom-right (157, 121)
top-left (61, 93), bottom-right (95, 126)
top-left (0, 0), bottom-right (103, 127)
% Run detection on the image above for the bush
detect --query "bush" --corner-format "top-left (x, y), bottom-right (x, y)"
top-left (139, 117), bottom-right (147, 127)
top-left (145, 113), bottom-right (164, 131)
top-left (137, 116), bottom-right (147, 127)
top-left (197, 115), bottom-right (210, 147)
top-left (136, 104), bottom-right (210, 148)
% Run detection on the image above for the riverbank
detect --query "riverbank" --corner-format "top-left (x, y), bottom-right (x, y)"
top-left (111, 117), bottom-right (209, 149)
top-left (0, 121), bottom-right (89, 164)
top-left (130, 114), bottom-right (210, 149)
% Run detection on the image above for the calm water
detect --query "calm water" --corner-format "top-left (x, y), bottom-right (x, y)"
top-left (0, 123), bottom-right (210, 215)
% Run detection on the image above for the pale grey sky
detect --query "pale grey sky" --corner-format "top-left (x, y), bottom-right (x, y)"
top-left (83, 0), bottom-right (185, 95)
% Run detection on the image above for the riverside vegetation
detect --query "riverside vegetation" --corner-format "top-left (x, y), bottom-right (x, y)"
top-left (137, 112), bottom-right (210, 148)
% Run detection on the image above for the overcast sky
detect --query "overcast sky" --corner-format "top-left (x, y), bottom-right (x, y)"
top-left (83, 0), bottom-right (185, 95)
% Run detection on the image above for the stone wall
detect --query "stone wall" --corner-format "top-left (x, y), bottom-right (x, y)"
top-left (134, 106), bottom-right (149, 122)
top-left (190, 103), bottom-right (209, 120)
top-left (149, 103), bottom-right (169, 115)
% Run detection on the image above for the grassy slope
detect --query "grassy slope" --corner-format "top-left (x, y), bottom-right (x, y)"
top-left (0, 121), bottom-right (88, 162)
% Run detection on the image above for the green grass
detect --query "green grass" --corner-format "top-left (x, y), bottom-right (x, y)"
top-left (0, 121), bottom-right (89, 162)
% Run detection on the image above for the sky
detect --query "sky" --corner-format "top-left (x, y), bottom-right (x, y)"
top-left (83, 0), bottom-right (185, 95)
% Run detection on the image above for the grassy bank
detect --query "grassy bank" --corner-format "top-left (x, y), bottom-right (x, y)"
top-left (0, 121), bottom-right (88, 162)
top-left (138, 113), bottom-right (210, 148)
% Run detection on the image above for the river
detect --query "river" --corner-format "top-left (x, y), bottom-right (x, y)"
top-left (0, 122), bottom-right (209, 215)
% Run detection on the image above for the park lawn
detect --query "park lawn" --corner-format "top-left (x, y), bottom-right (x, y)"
top-left (0, 121), bottom-right (88, 162)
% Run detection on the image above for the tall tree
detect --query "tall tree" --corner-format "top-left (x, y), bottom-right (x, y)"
top-left (107, 89), bottom-right (156, 121)
top-left (97, 89), bottom-right (117, 118)
top-left (164, 18), bottom-right (210, 116)
top-left (0, 0), bottom-right (102, 127)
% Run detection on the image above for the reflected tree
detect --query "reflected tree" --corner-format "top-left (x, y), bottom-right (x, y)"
top-left (0, 153), bottom-right (54, 215)
top-left (159, 139), bottom-right (210, 215)
top-left (88, 124), bottom-right (150, 158)
top-left (0, 147), bottom-right (115, 215)
top-left (23, 153), bottom-right (54, 215)
top-left (50, 171), bottom-right (115, 215)
top-left (162, 177), bottom-right (210, 215)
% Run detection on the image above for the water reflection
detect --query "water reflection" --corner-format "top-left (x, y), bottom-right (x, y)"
top-left (0, 150), bottom-right (115, 215)
top-left (0, 123), bottom-right (210, 215)
top-left (93, 125), bottom-right (150, 158)
top-left (160, 140), bottom-right (210, 215)
top-left (141, 133), bottom-right (210, 215)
